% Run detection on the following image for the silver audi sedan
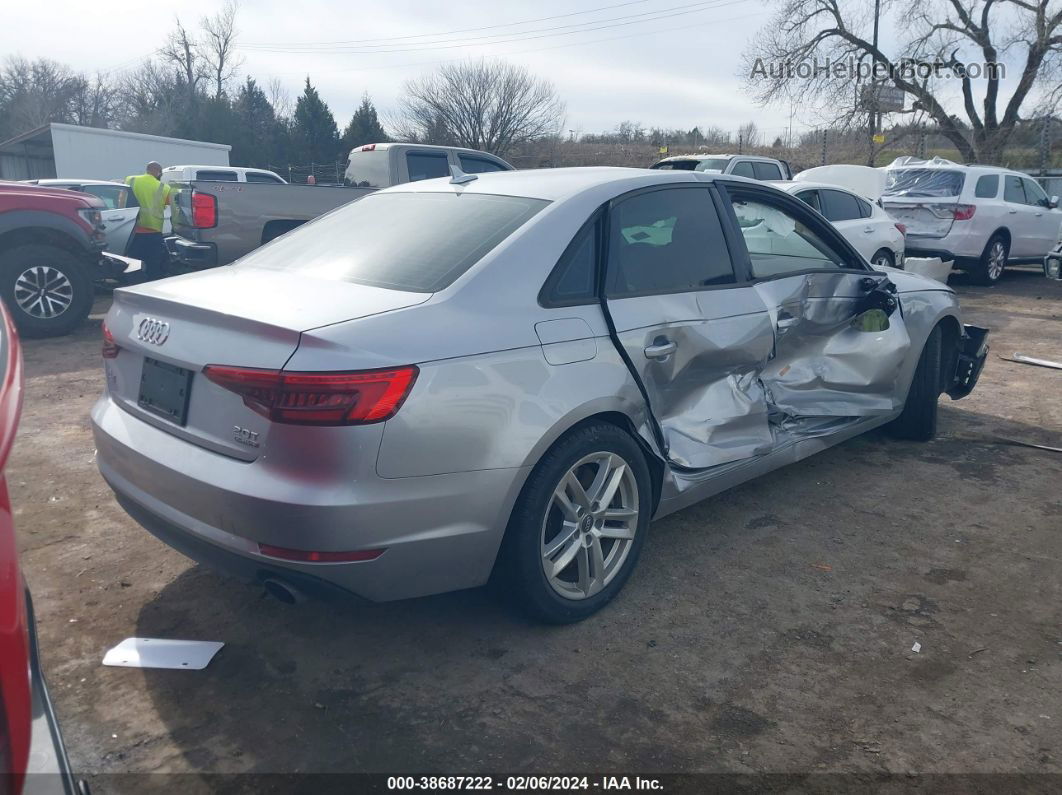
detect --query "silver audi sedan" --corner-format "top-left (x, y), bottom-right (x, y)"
top-left (91, 167), bottom-right (988, 623)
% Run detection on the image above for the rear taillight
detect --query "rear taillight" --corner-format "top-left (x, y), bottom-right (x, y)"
top-left (952, 204), bottom-right (976, 221)
top-left (360, 144), bottom-right (376, 151)
top-left (101, 321), bottom-right (119, 359)
top-left (894, 222), bottom-right (907, 237)
top-left (202, 365), bottom-right (418, 425)
top-left (190, 191), bottom-right (217, 228)
top-left (257, 543), bottom-right (386, 563)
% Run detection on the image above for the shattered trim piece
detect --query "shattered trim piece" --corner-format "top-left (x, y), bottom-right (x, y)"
top-left (1000, 354), bottom-right (1062, 371)
top-left (102, 638), bottom-right (224, 670)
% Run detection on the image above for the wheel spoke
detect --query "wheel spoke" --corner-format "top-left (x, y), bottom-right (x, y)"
top-left (542, 520), bottom-right (578, 559)
top-left (597, 522), bottom-right (636, 541)
top-left (591, 461), bottom-right (626, 512)
top-left (587, 536), bottom-right (606, 596)
top-left (547, 530), bottom-right (581, 577)
top-left (576, 545), bottom-right (591, 594)
top-left (560, 470), bottom-right (591, 513)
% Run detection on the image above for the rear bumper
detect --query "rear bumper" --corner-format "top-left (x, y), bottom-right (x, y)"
top-left (23, 591), bottom-right (82, 795)
top-left (165, 235), bottom-right (217, 268)
top-left (947, 325), bottom-right (989, 400)
top-left (91, 396), bottom-right (527, 602)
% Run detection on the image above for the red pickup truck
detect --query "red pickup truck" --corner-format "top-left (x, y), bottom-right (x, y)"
top-left (0, 182), bottom-right (128, 338)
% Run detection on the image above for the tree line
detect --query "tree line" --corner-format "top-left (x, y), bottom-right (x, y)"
top-left (0, 2), bottom-right (565, 169)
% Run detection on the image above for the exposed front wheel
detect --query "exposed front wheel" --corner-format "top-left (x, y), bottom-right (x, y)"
top-left (887, 326), bottom-right (943, 442)
top-left (871, 249), bottom-right (895, 269)
top-left (0, 244), bottom-right (93, 338)
top-left (499, 422), bottom-right (652, 624)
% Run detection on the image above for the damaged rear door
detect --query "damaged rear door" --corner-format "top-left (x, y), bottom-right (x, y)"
top-left (722, 185), bottom-right (912, 426)
top-left (602, 184), bottom-right (776, 469)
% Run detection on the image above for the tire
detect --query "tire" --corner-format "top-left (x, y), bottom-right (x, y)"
top-left (0, 244), bottom-right (93, 338)
top-left (498, 422), bottom-right (652, 624)
top-left (871, 249), bottom-right (895, 269)
top-left (973, 234), bottom-right (1008, 285)
top-left (888, 326), bottom-right (942, 442)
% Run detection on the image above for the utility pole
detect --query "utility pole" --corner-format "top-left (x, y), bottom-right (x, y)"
top-left (1040, 117), bottom-right (1052, 177)
top-left (820, 129), bottom-right (828, 165)
top-left (867, 0), bottom-right (882, 166)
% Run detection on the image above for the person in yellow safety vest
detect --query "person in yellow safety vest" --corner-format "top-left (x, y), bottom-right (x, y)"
top-left (123, 161), bottom-right (173, 281)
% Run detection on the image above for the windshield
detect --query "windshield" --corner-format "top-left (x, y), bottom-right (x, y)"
top-left (239, 192), bottom-right (549, 292)
top-left (884, 169), bottom-right (965, 197)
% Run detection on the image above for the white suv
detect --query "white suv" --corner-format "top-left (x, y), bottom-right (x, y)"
top-left (882, 157), bottom-right (1062, 284)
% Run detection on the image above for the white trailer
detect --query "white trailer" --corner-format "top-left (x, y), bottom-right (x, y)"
top-left (0, 123), bottom-right (231, 181)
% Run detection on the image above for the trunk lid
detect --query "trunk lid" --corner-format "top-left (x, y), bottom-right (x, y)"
top-left (104, 267), bottom-right (429, 460)
top-left (881, 197), bottom-right (959, 239)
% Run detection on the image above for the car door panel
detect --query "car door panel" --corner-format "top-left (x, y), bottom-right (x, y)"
top-left (602, 186), bottom-right (776, 470)
top-left (725, 186), bottom-right (912, 425)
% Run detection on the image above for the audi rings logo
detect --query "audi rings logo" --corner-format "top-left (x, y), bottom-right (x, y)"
top-left (137, 318), bottom-right (170, 346)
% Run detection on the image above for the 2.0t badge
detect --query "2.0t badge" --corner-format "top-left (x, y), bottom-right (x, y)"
top-left (137, 318), bottom-right (170, 345)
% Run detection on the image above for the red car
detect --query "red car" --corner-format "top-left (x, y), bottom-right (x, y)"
top-left (0, 302), bottom-right (81, 794)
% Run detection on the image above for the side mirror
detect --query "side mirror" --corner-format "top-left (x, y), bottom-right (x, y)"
top-left (1049, 195), bottom-right (1059, 210)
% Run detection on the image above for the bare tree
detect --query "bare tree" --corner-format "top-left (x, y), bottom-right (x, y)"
top-left (70, 72), bottom-right (118, 128)
top-left (161, 17), bottom-right (205, 105)
top-left (743, 0), bottom-right (1062, 163)
top-left (0, 57), bottom-right (84, 137)
top-left (738, 120), bottom-right (761, 149)
top-left (399, 59), bottom-right (565, 157)
top-left (202, 0), bottom-right (244, 99)
top-left (267, 77), bottom-right (293, 120)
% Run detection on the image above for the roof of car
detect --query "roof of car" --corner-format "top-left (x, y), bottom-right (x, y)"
top-left (385, 166), bottom-right (734, 202)
top-left (34, 178), bottom-right (125, 186)
top-left (886, 157), bottom-right (1026, 177)
top-left (773, 180), bottom-right (861, 194)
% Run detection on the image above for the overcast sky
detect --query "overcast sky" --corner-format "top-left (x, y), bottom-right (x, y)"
top-left (0, 0), bottom-right (1032, 140)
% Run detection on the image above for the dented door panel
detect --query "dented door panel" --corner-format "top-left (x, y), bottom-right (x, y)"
top-left (607, 290), bottom-right (776, 469)
top-left (753, 272), bottom-right (912, 419)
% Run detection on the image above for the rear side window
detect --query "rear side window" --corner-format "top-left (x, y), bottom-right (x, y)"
top-left (856, 197), bottom-right (873, 218)
top-left (458, 156), bottom-right (508, 174)
top-left (795, 190), bottom-right (821, 212)
top-left (80, 184), bottom-right (134, 209)
top-left (730, 161), bottom-right (756, 178)
top-left (246, 172), bottom-right (284, 184)
top-left (1004, 176), bottom-right (1026, 204)
top-left (197, 170), bottom-right (238, 181)
top-left (753, 162), bottom-right (783, 180)
top-left (406, 152), bottom-right (450, 182)
top-left (821, 189), bottom-right (862, 222)
top-left (240, 192), bottom-right (549, 292)
top-left (606, 188), bottom-right (735, 297)
top-left (541, 218), bottom-right (598, 306)
top-left (975, 175), bottom-right (999, 198)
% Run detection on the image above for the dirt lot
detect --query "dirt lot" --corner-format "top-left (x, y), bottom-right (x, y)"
top-left (9, 269), bottom-right (1062, 792)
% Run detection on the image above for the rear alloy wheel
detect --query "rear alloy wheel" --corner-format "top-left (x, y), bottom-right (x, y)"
top-left (0, 244), bottom-right (93, 338)
top-left (974, 235), bottom-right (1008, 285)
top-left (871, 249), bottom-right (895, 269)
top-left (499, 422), bottom-right (651, 623)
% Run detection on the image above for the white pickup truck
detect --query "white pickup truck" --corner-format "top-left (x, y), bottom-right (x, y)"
top-left (167, 144), bottom-right (514, 267)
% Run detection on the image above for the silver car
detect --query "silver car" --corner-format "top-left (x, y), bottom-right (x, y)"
top-left (91, 168), bottom-right (988, 623)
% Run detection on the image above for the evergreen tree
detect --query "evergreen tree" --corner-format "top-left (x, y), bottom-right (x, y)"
top-left (291, 77), bottom-right (339, 164)
top-left (340, 93), bottom-right (388, 154)
top-left (231, 77), bottom-right (286, 166)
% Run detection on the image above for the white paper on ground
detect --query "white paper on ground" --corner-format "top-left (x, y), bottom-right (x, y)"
top-left (102, 638), bottom-right (224, 670)
top-left (911, 642), bottom-right (922, 653)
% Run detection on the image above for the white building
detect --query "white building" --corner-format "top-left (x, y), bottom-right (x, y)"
top-left (0, 123), bottom-right (231, 181)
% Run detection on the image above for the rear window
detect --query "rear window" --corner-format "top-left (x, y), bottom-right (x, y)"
top-left (246, 172), bottom-right (284, 184)
top-left (884, 169), bottom-right (965, 197)
top-left (406, 152), bottom-right (450, 182)
top-left (240, 192), bottom-right (549, 292)
top-left (346, 151), bottom-right (390, 188)
top-left (753, 162), bottom-right (783, 180)
top-left (196, 170), bottom-right (238, 182)
top-left (651, 160), bottom-right (699, 171)
top-left (694, 158), bottom-right (730, 173)
top-left (459, 155), bottom-right (508, 174)
top-left (974, 174), bottom-right (999, 198)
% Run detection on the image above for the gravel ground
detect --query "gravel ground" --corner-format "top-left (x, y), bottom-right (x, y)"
top-left (9, 268), bottom-right (1061, 792)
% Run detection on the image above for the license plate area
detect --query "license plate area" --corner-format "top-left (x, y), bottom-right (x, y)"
top-left (138, 358), bottom-right (193, 425)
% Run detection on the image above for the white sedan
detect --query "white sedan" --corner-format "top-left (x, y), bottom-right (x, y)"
top-left (30, 179), bottom-right (142, 255)
top-left (772, 181), bottom-right (906, 269)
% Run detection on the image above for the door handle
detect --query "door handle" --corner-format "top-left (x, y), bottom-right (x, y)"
top-left (1008, 209), bottom-right (1017, 214)
top-left (863, 226), bottom-right (874, 233)
top-left (643, 340), bottom-right (677, 359)
top-left (777, 316), bottom-right (800, 329)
